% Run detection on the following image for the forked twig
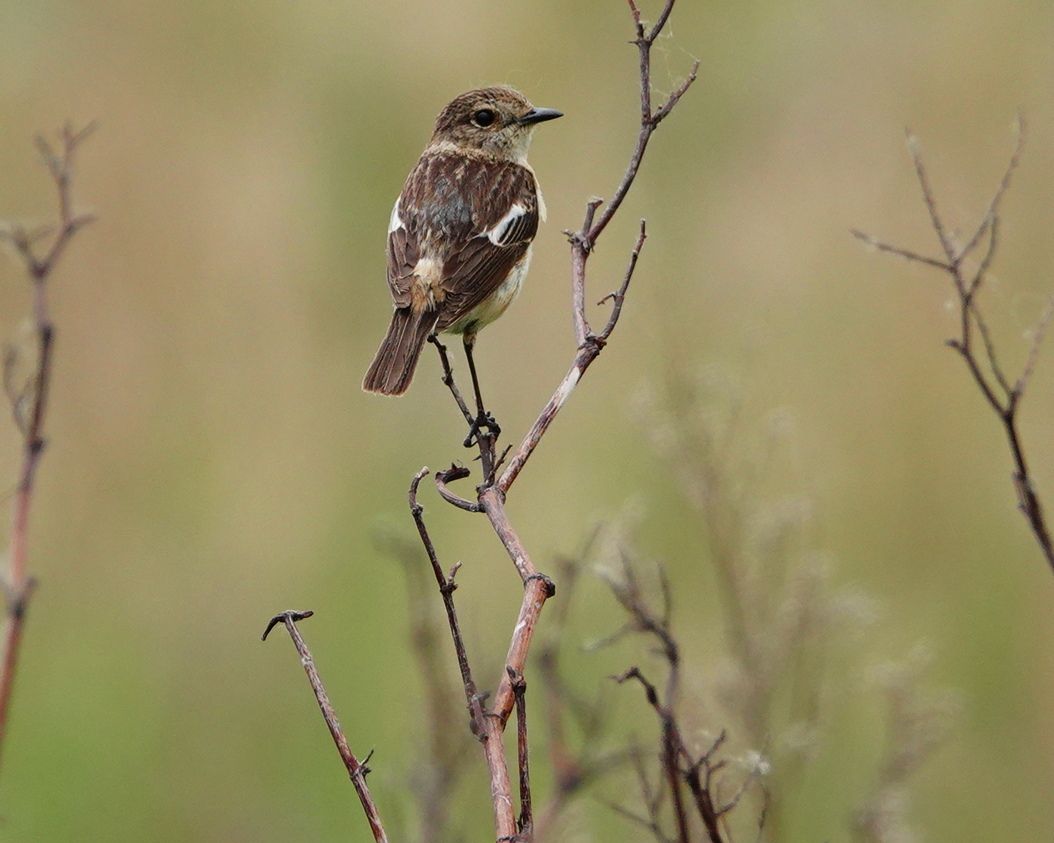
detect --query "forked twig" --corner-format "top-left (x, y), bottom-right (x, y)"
top-left (409, 470), bottom-right (517, 839)
top-left (412, 3), bottom-right (698, 839)
top-left (854, 118), bottom-right (1054, 572)
top-left (0, 122), bottom-right (95, 769)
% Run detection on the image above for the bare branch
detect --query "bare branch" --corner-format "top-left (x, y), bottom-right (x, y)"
top-left (849, 229), bottom-right (951, 272)
top-left (1015, 296), bottom-right (1054, 399)
top-left (496, 0), bottom-right (694, 493)
top-left (262, 611), bottom-right (389, 843)
top-left (856, 123), bottom-right (1054, 572)
top-left (317, 3), bottom-right (698, 839)
top-left (407, 471), bottom-right (518, 839)
top-left (0, 122), bottom-right (94, 769)
top-left (958, 113), bottom-right (1024, 261)
top-left (409, 469), bottom-right (488, 738)
top-left (905, 132), bottom-right (955, 263)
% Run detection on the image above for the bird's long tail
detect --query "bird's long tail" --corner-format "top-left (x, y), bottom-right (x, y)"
top-left (362, 308), bottom-right (439, 396)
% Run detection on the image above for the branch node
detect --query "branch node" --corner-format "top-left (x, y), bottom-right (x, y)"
top-left (524, 572), bottom-right (556, 598)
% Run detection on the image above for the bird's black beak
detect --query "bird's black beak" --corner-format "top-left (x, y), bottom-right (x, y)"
top-left (518, 107), bottom-right (563, 126)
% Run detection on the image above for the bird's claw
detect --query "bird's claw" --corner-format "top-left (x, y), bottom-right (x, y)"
top-left (463, 411), bottom-right (501, 447)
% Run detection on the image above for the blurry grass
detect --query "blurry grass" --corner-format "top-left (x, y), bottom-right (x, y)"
top-left (0, 0), bottom-right (1051, 840)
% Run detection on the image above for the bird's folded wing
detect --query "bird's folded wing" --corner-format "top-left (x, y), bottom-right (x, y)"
top-left (386, 198), bottom-right (418, 308)
top-left (385, 154), bottom-right (539, 320)
top-left (438, 179), bottom-right (539, 325)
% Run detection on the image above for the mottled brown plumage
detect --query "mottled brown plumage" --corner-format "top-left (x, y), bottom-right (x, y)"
top-left (363, 87), bottom-right (561, 397)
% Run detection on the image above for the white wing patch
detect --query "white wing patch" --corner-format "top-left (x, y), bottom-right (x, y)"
top-left (388, 199), bottom-right (403, 234)
top-left (486, 203), bottom-right (527, 245)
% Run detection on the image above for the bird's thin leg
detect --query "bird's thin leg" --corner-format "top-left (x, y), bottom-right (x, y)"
top-left (463, 331), bottom-right (500, 447)
top-left (428, 333), bottom-right (473, 425)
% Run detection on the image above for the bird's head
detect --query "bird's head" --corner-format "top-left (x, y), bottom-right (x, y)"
top-left (431, 86), bottom-right (562, 162)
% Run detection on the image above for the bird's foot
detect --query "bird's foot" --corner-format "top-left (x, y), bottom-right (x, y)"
top-left (464, 410), bottom-right (501, 448)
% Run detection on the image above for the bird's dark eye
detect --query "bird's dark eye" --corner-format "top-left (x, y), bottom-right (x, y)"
top-left (472, 109), bottom-right (496, 128)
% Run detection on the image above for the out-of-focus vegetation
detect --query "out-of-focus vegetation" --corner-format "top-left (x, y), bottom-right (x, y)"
top-left (0, 1), bottom-right (1051, 840)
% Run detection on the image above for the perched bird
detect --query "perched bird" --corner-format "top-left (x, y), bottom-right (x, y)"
top-left (362, 86), bottom-right (562, 435)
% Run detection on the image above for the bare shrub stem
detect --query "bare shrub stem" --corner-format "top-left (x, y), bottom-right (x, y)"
top-left (262, 612), bottom-right (389, 842)
top-left (854, 118), bottom-right (1054, 573)
top-left (0, 123), bottom-right (95, 768)
top-left (414, 3), bottom-right (697, 838)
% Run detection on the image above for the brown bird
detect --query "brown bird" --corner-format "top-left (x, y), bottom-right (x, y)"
top-left (362, 86), bottom-right (562, 436)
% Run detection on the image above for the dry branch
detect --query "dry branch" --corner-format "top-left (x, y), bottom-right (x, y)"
top-left (408, 3), bottom-right (698, 838)
top-left (261, 611), bottom-right (389, 843)
top-left (0, 122), bottom-right (94, 768)
top-left (268, 2), bottom-right (698, 839)
top-left (608, 554), bottom-right (733, 843)
top-left (854, 118), bottom-right (1054, 573)
top-left (408, 470), bottom-right (518, 839)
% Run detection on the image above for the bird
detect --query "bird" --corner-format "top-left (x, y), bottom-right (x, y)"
top-left (362, 86), bottom-right (562, 440)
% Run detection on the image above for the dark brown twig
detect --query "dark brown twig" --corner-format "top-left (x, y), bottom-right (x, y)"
top-left (408, 471), bottom-right (517, 840)
top-left (606, 550), bottom-right (735, 843)
top-left (615, 668), bottom-right (693, 843)
top-left (377, 528), bottom-right (473, 843)
top-left (508, 667), bottom-right (533, 838)
top-left (261, 611), bottom-right (388, 843)
top-left (854, 119), bottom-right (1054, 572)
top-left (409, 469), bottom-right (487, 737)
top-left (601, 746), bottom-right (675, 843)
top-left (0, 122), bottom-right (95, 768)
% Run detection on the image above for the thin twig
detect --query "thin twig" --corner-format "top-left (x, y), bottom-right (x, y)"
top-left (855, 123), bottom-right (1054, 572)
top-left (496, 0), bottom-right (694, 494)
top-left (409, 469), bottom-right (487, 737)
top-left (615, 668), bottom-right (692, 843)
top-left (261, 611), bottom-right (389, 843)
top-left (408, 471), bottom-right (517, 840)
top-left (532, 539), bottom-right (629, 840)
top-left (606, 546), bottom-right (737, 843)
top-left (509, 667), bottom-right (533, 838)
top-left (0, 122), bottom-right (95, 769)
top-left (378, 529), bottom-right (473, 842)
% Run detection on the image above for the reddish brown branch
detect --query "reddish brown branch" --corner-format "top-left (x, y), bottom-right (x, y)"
top-left (493, 0), bottom-right (689, 492)
top-left (0, 122), bottom-right (95, 768)
top-left (261, 611), bottom-right (389, 843)
top-left (497, 221), bottom-right (649, 495)
top-left (480, 487), bottom-right (556, 728)
top-left (854, 119), bottom-right (1054, 573)
top-left (413, 1), bottom-right (697, 837)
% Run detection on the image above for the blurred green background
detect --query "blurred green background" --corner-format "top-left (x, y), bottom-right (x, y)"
top-left (1, 1), bottom-right (1052, 840)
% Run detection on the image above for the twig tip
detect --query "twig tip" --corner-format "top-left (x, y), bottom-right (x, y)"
top-left (261, 609), bottom-right (314, 641)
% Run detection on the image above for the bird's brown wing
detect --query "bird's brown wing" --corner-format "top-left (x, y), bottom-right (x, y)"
top-left (385, 152), bottom-right (539, 321)
top-left (385, 200), bottom-right (419, 309)
top-left (435, 163), bottom-right (539, 328)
